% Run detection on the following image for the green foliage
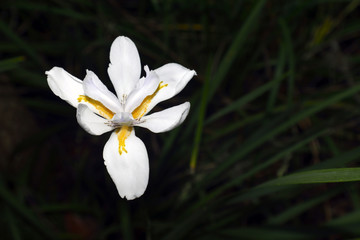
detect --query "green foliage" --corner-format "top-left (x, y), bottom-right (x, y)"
top-left (1, 0), bottom-right (360, 239)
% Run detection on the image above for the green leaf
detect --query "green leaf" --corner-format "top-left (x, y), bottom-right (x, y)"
top-left (229, 146), bottom-right (360, 204)
top-left (218, 227), bottom-right (319, 240)
top-left (267, 45), bottom-right (286, 112)
top-left (201, 82), bottom-right (360, 188)
top-left (190, 59), bottom-right (212, 172)
top-left (259, 168), bottom-right (360, 187)
top-left (5, 207), bottom-right (22, 240)
top-left (0, 56), bottom-right (25, 72)
top-left (207, 0), bottom-right (267, 101)
top-left (205, 73), bottom-right (288, 125)
top-left (0, 179), bottom-right (57, 239)
top-left (0, 20), bottom-right (44, 67)
top-left (267, 189), bottom-right (340, 225)
top-left (279, 18), bottom-right (296, 107)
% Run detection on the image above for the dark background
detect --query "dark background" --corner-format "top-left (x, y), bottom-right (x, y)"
top-left (1, 0), bottom-right (360, 239)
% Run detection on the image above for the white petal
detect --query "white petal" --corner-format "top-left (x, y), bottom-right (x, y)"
top-left (103, 129), bottom-right (149, 200)
top-left (83, 70), bottom-right (122, 113)
top-left (144, 63), bottom-right (196, 115)
top-left (124, 67), bottom-right (160, 113)
top-left (136, 102), bottom-right (190, 133)
top-left (76, 104), bottom-right (114, 135)
top-left (107, 36), bottom-right (141, 100)
top-left (46, 67), bottom-right (84, 108)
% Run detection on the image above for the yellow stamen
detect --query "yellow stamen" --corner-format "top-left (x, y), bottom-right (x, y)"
top-left (132, 81), bottom-right (168, 119)
top-left (116, 125), bottom-right (132, 155)
top-left (78, 95), bottom-right (114, 120)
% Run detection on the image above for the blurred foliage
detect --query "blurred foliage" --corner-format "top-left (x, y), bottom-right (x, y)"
top-left (1, 0), bottom-right (360, 239)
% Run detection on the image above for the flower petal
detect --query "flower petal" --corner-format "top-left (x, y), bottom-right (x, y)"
top-left (76, 104), bottom-right (114, 135)
top-left (124, 66), bottom-right (160, 113)
top-left (83, 70), bottom-right (122, 113)
top-left (142, 63), bottom-right (196, 116)
top-left (136, 102), bottom-right (190, 133)
top-left (103, 129), bottom-right (149, 200)
top-left (107, 36), bottom-right (141, 101)
top-left (46, 67), bottom-right (84, 108)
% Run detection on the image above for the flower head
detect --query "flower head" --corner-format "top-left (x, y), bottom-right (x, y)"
top-left (46, 36), bottom-right (196, 200)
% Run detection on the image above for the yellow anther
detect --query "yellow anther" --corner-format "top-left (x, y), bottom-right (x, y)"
top-left (116, 125), bottom-right (132, 155)
top-left (132, 81), bottom-right (168, 119)
top-left (78, 95), bottom-right (114, 120)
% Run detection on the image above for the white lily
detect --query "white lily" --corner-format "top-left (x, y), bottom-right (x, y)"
top-left (46, 36), bottom-right (196, 200)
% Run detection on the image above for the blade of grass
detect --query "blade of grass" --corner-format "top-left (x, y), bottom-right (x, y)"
top-left (207, 0), bottom-right (267, 101)
top-left (219, 226), bottom-right (321, 240)
top-left (9, 1), bottom-right (94, 21)
top-left (326, 209), bottom-right (360, 226)
top-left (267, 45), bottom-right (286, 112)
top-left (163, 207), bottom-right (207, 240)
top-left (206, 73), bottom-right (289, 125)
top-left (201, 82), bottom-right (360, 188)
top-left (0, 179), bottom-right (57, 239)
top-left (348, 184), bottom-right (360, 210)
top-left (279, 18), bottom-right (295, 107)
top-left (184, 127), bottom-right (328, 215)
top-left (0, 56), bottom-right (25, 72)
top-left (224, 129), bottom-right (328, 190)
top-left (267, 188), bottom-right (340, 225)
top-left (229, 146), bottom-right (360, 204)
top-left (119, 202), bottom-right (133, 240)
top-left (5, 207), bottom-right (22, 240)
top-left (186, 111), bottom-right (358, 214)
top-left (323, 136), bottom-right (341, 156)
top-left (325, 208), bottom-right (360, 235)
top-left (259, 168), bottom-right (360, 187)
top-left (304, 146), bottom-right (360, 171)
top-left (190, 60), bottom-right (211, 172)
top-left (0, 20), bottom-right (45, 67)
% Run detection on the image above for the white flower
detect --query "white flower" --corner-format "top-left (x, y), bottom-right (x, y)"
top-left (46, 36), bottom-right (196, 200)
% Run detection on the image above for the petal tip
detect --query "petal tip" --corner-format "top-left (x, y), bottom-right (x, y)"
top-left (46, 67), bottom-right (84, 108)
top-left (116, 184), bottom-right (146, 201)
top-left (45, 66), bottom-right (60, 74)
top-left (123, 191), bottom-right (144, 200)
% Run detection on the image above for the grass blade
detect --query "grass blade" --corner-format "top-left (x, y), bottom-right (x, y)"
top-left (267, 45), bottom-right (286, 112)
top-left (259, 168), bottom-right (360, 187)
top-left (0, 20), bottom-right (45, 67)
top-left (0, 179), bottom-right (57, 239)
top-left (190, 61), bottom-right (211, 172)
top-left (267, 189), bottom-right (340, 225)
top-left (202, 82), bottom-right (360, 186)
top-left (279, 18), bottom-right (296, 107)
top-left (207, 0), bottom-right (267, 100)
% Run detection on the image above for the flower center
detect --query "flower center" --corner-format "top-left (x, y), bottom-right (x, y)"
top-left (78, 95), bottom-right (114, 120)
top-left (116, 125), bottom-right (132, 155)
top-left (78, 80), bottom-right (167, 156)
top-left (131, 81), bottom-right (168, 119)
top-left (111, 112), bottom-right (134, 127)
top-left (114, 81), bottom-right (167, 155)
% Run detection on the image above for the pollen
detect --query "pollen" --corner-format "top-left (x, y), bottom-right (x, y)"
top-left (116, 125), bottom-right (132, 155)
top-left (78, 95), bottom-right (115, 120)
top-left (132, 81), bottom-right (168, 119)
